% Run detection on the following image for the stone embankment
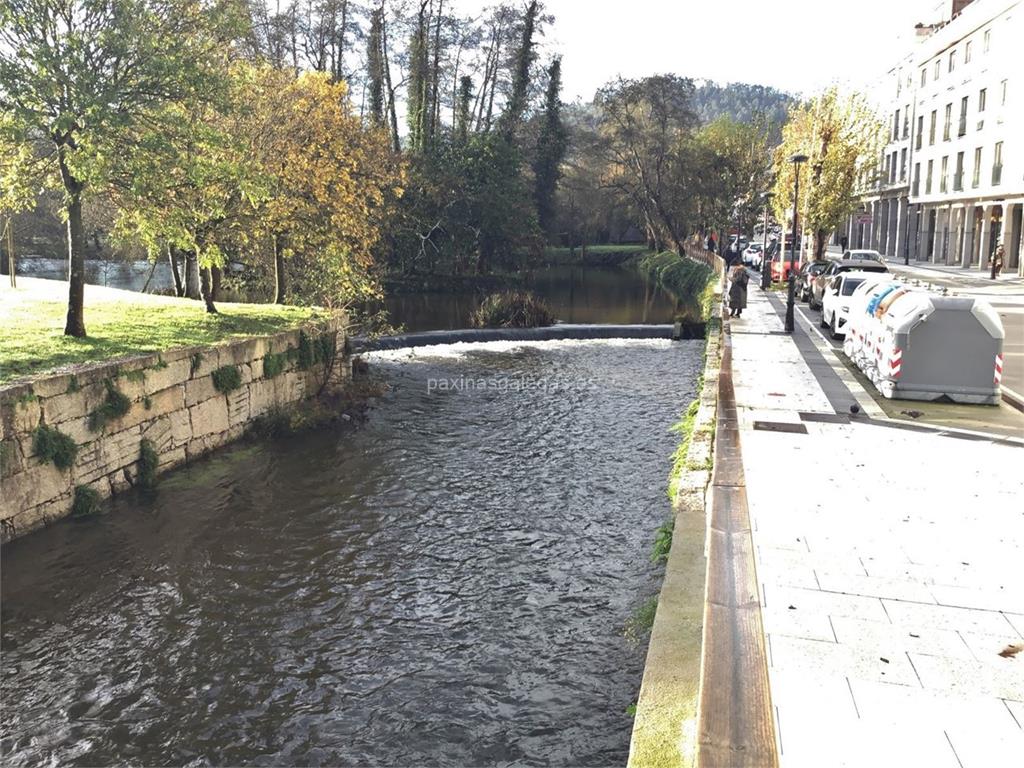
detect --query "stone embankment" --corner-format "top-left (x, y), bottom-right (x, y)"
top-left (0, 316), bottom-right (348, 542)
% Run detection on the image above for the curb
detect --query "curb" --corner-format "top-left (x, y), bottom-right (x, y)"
top-left (627, 297), bottom-right (722, 768)
top-left (1002, 385), bottom-right (1024, 413)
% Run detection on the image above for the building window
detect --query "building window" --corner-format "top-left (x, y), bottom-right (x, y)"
top-left (916, 115), bottom-right (924, 149)
top-left (926, 159), bottom-right (934, 194)
top-left (954, 151), bottom-right (964, 191)
top-left (903, 105), bottom-right (909, 139)
top-left (1001, 79), bottom-right (1008, 105)
top-left (894, 109), bottom-right (901, 141)
top-left (929, 110), bottom-right (937, 144)
top-left (979, 88), bottom-right (987, 112)
top-left (948, 50), bottom-right (956, 73)
top-left (958, 96), bottom-right (968, 136)
top-left (935, 60), bottom-right (941, 79)
top-left (983, 29), bottom-right (990, 52)
top-left (940, 156), bottom-right (948, 193)
top-left (884, 153), bottom-right (890, 181)
top-left (920, 68), bottom-right (927, 87)
top-left (965, 41), bottom-right (972, 64)
top-left (992, 141), bottom-right (1003, 185)
top-left (972, 147), bottom-right (982, 188)
top-left (890, 151), bottom-right (898, 183)
top-left (901, 148), bottom-right (908, 181)
top-left (943, 103), bottom-right (952, 141)
top-left (913, 162), bottom-right (921, 196)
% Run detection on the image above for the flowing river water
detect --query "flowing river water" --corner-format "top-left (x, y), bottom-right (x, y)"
top-left (1, 338), bottom-right (703, 766)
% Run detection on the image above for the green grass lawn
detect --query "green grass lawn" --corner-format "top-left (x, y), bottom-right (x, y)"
top-left (543, 244), bottom-right (650, 256)
top-left (0, 295), bottom-right (324, 385)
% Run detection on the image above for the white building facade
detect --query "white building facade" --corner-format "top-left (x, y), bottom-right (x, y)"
top-left (842, 0), bottom-right (1024, 275)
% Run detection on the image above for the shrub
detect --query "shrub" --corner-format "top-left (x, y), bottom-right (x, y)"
top-left (32, 425), bottom-right (78, 470)
top-left (211, 365), bottom-right (242, 394)
top-left (262, 352), bottom-right (287, 379)
top-left (471, 291), bottom-right (554, 328)
top-left (71, 485), bottom-right (102, 517)
top-left (137, 438), bottom-right (158, 490)
top-left (88, 380), bottom-right (131, 432)
top-left (297, 330), bottom-right (315, 369)
top-left (651, 516), bottom-right (675, 564)
top-left (315, 333), bottom-right (335, 364)
top-left (624, 596), bottom-right (659, 644)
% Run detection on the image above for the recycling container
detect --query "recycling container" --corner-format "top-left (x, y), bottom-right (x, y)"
top-left (871, 293), bottom-right (1005, 404)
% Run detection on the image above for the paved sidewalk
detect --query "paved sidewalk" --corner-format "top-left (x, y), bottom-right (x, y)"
top-left (728, 287), bottom-right (1024, 767)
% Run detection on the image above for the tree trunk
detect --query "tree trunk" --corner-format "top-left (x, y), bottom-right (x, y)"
top-left (815, 228), bottom-right (827, 261)
top-left (200, 266), bottom-right (218, 313)
top-left (184, 253), bottom-right (201, 299)
top-left (168, 245), bottom-right (185, 296)
top-left (211, 264), bottom-right (222, 302)
top-left (141, 257), bottom-right (159, 293)
top-left (57, 147), bottom-right (87, 337)
top-left (272, 234), bottom-right (287, 304)
top-left (64, 188), bottom-right (87, 337)
top-left (380, 7), bottom-right (401, 153)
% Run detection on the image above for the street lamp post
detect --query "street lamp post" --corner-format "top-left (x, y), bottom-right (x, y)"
top-left (760, 192), bottom-right (774, 290)
top-left (785, 154), bottom-right (809, 333)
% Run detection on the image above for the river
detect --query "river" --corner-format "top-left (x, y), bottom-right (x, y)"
top-left (0, 338), bottom-right (703, 766)
top-left (13, 259), bottom-right (681, 331)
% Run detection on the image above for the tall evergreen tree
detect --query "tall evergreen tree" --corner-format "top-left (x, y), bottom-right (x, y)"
top-left (500, 0), bottom-right (538, 140)
top-left (406, 1), bottom-right (430, 151)
top-left (533, 57), bottom-right (567, 238)
top-left (457, 76), bottom-right (474, 142)
top-left (367, 7), bottom-right (385, 124)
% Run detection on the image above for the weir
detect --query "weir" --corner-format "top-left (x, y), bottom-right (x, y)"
top-left (351, 321), bottom-right (706, 353)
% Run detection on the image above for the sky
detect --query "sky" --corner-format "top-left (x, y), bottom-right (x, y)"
top-left (451, 0), bottom-right (946, 100)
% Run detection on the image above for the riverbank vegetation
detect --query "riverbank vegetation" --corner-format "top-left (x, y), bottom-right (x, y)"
top-left (471, 291), bottom-right (554, 328)
top-left (637, 252), bottom-right (717, 322)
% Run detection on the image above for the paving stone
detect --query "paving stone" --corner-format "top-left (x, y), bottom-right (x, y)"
top-left (909, 652), bottom-right (1024, 700)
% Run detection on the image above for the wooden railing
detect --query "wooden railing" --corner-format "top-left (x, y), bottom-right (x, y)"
top-left (683, 242), bottom-right (725, 278)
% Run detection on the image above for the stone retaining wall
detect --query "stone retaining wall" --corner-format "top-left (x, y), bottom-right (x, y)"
top-left (0, 316), bottom-right (348, 543)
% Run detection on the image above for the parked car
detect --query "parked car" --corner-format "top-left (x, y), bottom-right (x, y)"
top-left (770, 250), bottom-right (803, 282)
top-left (841, 249), bottom-right (885, 263)
top-left (820, 271), bottom-right (891, 339)
top-left (809, 258), bottom-right (889, 309)
top-left (742, 243), bottom-right (764, 267)
top-left (795, 260), bottom-right (832, 302)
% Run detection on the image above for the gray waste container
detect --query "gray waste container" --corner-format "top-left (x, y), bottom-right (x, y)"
top-left (872, 293), bottom-right (1004, 404)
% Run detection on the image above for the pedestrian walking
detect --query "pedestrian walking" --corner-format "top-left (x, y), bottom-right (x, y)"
top-left (728, 264), bottom-right (749, 318)
top-left (991, 244), bottom-right (1004, 279)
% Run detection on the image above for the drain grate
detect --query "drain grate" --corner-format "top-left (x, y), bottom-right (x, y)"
top-left (753, 421), bottom-right (808, 434)
top-left (799, 411), bottom-right (851, 424)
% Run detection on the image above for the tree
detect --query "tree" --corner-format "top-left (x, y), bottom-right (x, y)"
top-left (695, 116), bottom-right (774, 234)
top-left (500, 0), bottom-right (539, 140)
top-left (254, 71), bottom-right (405, 307)
top-left (772, 88), bottom-right (884, 260)
top-left (595, 75), bottom-right (699, 253)
top-left (367, 6), bottom-right (386, 125)
top-left (0, 0), bottom-right (235, 336)
top-left (532, 57), bottom-right (568, 239)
